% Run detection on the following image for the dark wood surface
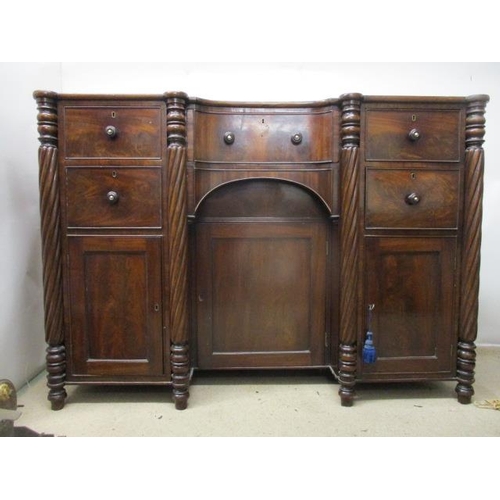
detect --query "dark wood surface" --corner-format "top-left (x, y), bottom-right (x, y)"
top-left (67, 236), bottom-right (163, 377)
top-left (34, 91), bottom-right (488, 409)
top-left (364, 109), bottom-right (461, 162)
top-left (360, 99), bottom-right (466, 395)
top-left (338, 93), bottom-right (362, 406)
top-left (365, 168), bottom-right (460, 229)
top-left (165, 92), bottom-right (190, 410)
top-left (362, 236), bottom-right (456, 379)
top-left (34, 91), bottom-right (67, 410)
top-left (196, 221), bottom-right (327, 368)
top-left (195, 179), bottom-right (328, 369)
top-left (194, 109), bottom-right (335, 163)
top-left (63, 105), bottom-right (162, 159)
top-left (66, 167), bottom-right (162, 228)
top-left (456, 95), bottom-right (489, 403)
top-left (195, 178), bottom-right (328, 219)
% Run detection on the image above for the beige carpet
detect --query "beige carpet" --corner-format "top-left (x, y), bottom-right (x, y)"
top-left (12, 345), bottom-right (500, 437)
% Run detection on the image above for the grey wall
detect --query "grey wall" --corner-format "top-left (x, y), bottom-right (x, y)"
top-left (0, 63), bottom-right (61, 388)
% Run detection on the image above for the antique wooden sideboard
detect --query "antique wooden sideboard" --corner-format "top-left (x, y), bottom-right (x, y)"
top-left (34, 91), bottom-right (489, 410)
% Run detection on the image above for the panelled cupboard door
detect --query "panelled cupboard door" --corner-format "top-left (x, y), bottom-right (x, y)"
top-left (361, 237), bottom-right (457, 379)
top-left (196, 222), bottom-right (327, 369)
top-left (67, 236), bottom-right (164, 378)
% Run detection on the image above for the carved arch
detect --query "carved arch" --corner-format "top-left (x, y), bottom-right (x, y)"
top-left (194, 177), bottom-right (332, 218)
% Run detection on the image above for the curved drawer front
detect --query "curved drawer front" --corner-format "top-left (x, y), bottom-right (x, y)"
top-left (194, 110), bottom-right (335, 163)
top-left (365, 109), bottom-right (461, 162)
top-left (66, 168), bottom-right (162, 228)
top-left (63, 105), bottom-right (162, 159)
top-left (365, 169), bottom-right (460, 229)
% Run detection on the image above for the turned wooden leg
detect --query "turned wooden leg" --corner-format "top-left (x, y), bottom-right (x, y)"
top-left (171, 342), bottom-right (190, 410)
top-left (455, 341), bottom-right (476, 404)
top-left (46, 344), bottom-right (67, 411)
top-left (338, 343), bottom-right (357, 406)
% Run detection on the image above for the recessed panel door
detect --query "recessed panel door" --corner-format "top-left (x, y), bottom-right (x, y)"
top-left (67, 236), bottom-right (164, 378)
top-left (361, 237), bottom-right (456, 379)
top-left (196, 222), bottom-right (327, 369)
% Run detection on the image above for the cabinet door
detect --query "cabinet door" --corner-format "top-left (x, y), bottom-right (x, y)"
top-left (67, 236), bottom-right (164, 378)
top-left (361, 237), bottom-right (456, 379)
top-left (196, 222), bottom-right (327, 369)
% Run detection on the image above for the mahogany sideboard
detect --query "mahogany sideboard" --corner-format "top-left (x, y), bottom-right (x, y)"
top-left (34, 91), bottom-right (489, 410)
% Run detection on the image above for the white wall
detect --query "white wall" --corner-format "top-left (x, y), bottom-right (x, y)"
top-left (1, 63), bottom-right (498, 390)
top-left (0, 63), bottom-right (62, 388)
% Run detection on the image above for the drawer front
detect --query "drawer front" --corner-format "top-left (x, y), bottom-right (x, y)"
top-left (66, 168), bottom-right (162, 228)
top-left (194, 111), bottom-right (334, 163)
top-left (365, 109), bottom-right (461, 161)
top-left (63, 106), bottom-right (162, 159)
top-left (365, 169), bottom-right (460, 229)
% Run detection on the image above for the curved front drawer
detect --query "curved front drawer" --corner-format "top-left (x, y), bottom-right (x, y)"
top-left (194, 110), bottom-right (335, 163)
top-left (365, 169), bottom-right (460, 229)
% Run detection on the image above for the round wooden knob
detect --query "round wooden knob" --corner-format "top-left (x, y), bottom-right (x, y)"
top-left (405, 192), bottom-right (421, 205)
top-left (105, 125), bottom-right (117, 138)
top-left (408, 128), bottom-right (421, 141)
top-left (106, 191), bottom-right (119, 204)
top-left (224, 131), bottom-right (235, 144)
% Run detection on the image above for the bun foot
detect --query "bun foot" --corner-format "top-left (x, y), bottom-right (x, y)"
top-left (50, 399), bottom-right (65, 411)
top-left (339, 389), bottom-right (355, 407)
top-left (174, 397), bottom-right (188, 411)
top-left (457, 394), bottom-right (472, 405)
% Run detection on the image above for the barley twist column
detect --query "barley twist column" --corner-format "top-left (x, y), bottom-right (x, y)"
top-left (34, 91), bottom-right (67, 411)
top-left (456, 95), bottom-right (489, 404)
top-left (165, 92), bottom-right (190, 410)
top-left (338, 93), bottom-right (362, 407)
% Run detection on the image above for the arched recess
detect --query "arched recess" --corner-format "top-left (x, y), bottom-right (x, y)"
top-left (193, 177), bottom-right (333, 370)
top-left (194, 178), bottom-right (331, 220)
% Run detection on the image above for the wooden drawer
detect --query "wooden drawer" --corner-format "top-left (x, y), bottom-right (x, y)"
top-left (365, 168), bottom-right (460, 229)
top-left (62, 105), bottom-right (162, 159)
top-left (66, 168), bottom-right (162, 228)
top-left (365, 109), bottom-right (461, 162)
top-left (194, 110), bottom-right (334, 163)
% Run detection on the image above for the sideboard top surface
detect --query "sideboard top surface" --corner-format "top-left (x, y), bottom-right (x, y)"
top-left (34, 90), bottom-right (487, 106)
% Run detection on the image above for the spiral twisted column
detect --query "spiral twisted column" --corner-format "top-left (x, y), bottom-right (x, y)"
top-left (34, 91), bottom-right (66, 410)
top-left (456, 95), bottom-right (489, 404)
top-left (165, 92), bottom-right (190, 410)
top-left (338, 94), bottom-right (362, 406)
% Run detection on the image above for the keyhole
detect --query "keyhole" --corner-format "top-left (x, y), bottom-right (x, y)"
top-left (411, 172), bottom-right (416, 180)
top-left (111, 111), bottom-right (116, 118)
top-left (112, 171), bottom-right (117, 178)
top-left (411, 114), bottom-right (417, 122)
